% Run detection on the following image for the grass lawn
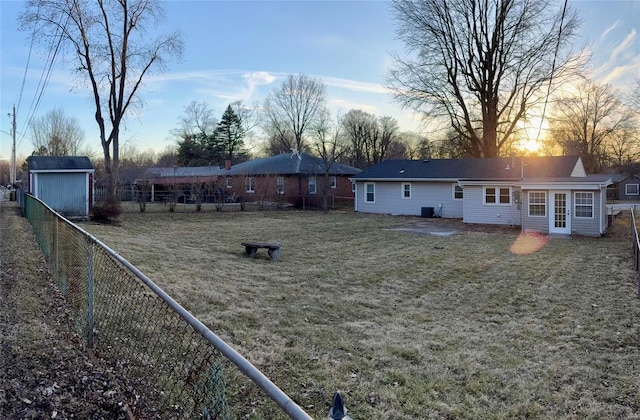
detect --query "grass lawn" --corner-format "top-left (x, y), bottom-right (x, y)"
top-left (81, 204), bottom-right (640, 419)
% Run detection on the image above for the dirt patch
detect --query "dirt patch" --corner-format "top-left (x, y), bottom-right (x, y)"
top-left (387, 217), bottom-right (521, 236)
top-left (0, 201), bottom-right (155, 419)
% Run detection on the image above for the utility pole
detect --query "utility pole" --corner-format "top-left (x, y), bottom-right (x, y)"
top-left (10, 105), bottom-right (16, 185)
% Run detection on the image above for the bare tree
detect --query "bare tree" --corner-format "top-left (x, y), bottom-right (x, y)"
top-left (549, 80), bottom-right (637, 172)
top-left (312, 109), bottom-right (347, 212)
top-left (262, 74), bottom-right (326, 153)
top-left (342, 110), bottom-right (401, 168)
top-left (173, 100), bottom-right (216, 139)
top-left (342, 109), bottom-right (377, 168)
top-left (388, 0), bottom-right (581, 157)
top-left (20, 0), bottom-right (183, 203)
top-left (29, 108), bottom-right (85, 156)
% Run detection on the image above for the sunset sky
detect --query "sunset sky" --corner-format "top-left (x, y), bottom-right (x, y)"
top-left (1, 0), bottom-right (638, 161)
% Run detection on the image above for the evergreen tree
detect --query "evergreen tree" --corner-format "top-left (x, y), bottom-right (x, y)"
top-left (213, 105), bottom-right (247, 164)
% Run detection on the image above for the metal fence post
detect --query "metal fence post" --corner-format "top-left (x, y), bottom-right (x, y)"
top-left (87, 241), bottom-right (95, 347)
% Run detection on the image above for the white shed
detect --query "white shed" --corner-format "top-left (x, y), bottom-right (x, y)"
top-left (27, 156), bottom-right (94, 218)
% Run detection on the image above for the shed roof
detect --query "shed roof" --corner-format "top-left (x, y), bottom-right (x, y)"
top-left (226, 152), bottom-right (361, 176)
top-left (27, 156), bottom-right (94, 171)
top-left (352, 156), bottom-right (583, 181)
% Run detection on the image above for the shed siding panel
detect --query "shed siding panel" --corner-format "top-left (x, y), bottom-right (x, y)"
top-left (463, 186), bottom-right (522, 226)
top-left (37, 173), bottom-right (87, 216)
top-left (571, 190), bottom-right (602, 237)
top-left (521, 190), bottom-right (549, 233)
top-left (355, 181), bottom-right (463, 217)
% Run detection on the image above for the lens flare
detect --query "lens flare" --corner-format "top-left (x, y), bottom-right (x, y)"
top-left (510, 230), bottom-right (548, 255)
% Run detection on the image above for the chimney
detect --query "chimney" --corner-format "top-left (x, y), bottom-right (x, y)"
top-left (225, 160), bottom-right (231, 171)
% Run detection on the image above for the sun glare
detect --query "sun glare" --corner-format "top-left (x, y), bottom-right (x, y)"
top-left (519, 117), bottom-right (549, 153)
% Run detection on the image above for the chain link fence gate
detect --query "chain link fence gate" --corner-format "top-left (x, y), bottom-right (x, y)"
top-left (23, 193), bottom-right (311, 419)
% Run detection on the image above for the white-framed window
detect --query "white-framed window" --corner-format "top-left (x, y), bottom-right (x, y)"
top-left (245, 177), bottom-right (255, 193)
top-left (309, 176), bottom-right (317, 195)
top-left (453, 184), bottom-right (463, 200)
top-left (528, 191), bottom-right (546, 217)
top-left (226, 177), bottom-right (232, 188)
top-left (402, 183), bottom-right (411, 199)
top-left (330, 176), bottom-right (337, 189)
top-left (484, 186), bottom-right (511, 205)
top-left (276, 176), bottom-right (285, 195)
top-left (574, 192), bottom-right (594, 218)
top-left (365, 183), bottom-right (375, 203)
top-left (351, 181), bottom-right (356, 193)
top-left (626, 184), bottom-right (639, 195)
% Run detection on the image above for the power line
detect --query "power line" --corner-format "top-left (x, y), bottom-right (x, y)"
top-left (534, 0), bottom-right (568, 144)
top-left (18, 10), bottom-right (69, 149)
top-left (16, 1), bottom-right (41, 113)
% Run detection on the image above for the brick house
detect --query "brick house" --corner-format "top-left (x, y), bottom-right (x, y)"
top-left (224, 152), bottom-right (361, 208)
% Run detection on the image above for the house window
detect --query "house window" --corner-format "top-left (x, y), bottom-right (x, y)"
top-left (276, 176), bottom-right (284, 195)
top-left (528, 191), bottom-right (546, 217)
top-left (574, 192), bottom-right (594, 218)
top-left (365, 183), bottom-right (375, 203)
top-left (330, 176), bottom-right (337, 189)
top-left (352, 181), bottom-right (356, 193)
top-left (402, 183), bottom-right (411, 199)
top-left (226, 177), bottom-right (232, 188)
top-left (309, 177), bottom-right (317, 195)
top-left (245, 177), bottom-right (255, 193)
top-left (453, 185), bottom-right (463, 200)
top-left (484, 187), bottom-right (511, 205)
top-left (626, 184), bottom-right (639, 195)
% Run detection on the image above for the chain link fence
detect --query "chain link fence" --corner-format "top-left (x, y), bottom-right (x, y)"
top-left (23, 193), bottom-right (311, 419)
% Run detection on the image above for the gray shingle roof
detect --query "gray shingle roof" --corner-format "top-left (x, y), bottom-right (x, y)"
top-left (27, 156), bottom-right (94, 171)
top-left (144, 166), bottom-right (224, 178)
top-left (352, 156), bottom-right (582, 181)
top-left (226, 152), bottom-right (361, 176)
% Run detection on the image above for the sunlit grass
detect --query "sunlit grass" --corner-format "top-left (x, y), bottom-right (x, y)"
top-left (81, 206), bottom-right (640, 419)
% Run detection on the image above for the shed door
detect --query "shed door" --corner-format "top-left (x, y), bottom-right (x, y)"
top-left (549, 190), bottom-right (571, 234)
top-left (38, 173), bottom-right (87, 216)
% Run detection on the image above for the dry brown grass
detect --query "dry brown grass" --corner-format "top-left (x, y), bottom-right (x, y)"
top-left (81, 205), bottom-right (640, 419)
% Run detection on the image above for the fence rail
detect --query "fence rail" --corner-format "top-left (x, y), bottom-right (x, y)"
top-left (23, 193), bottom-right (312, 419)
top-left (629, 205), bottom-right (640, 297)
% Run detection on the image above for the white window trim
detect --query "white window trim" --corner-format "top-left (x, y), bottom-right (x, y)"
top-left (226, 177), bottom-right (232, 188)
top-left (453, 184), bottom-right (463, 200)
top-left (330, 176), bottom-right (337, 189)
top-left (626, 184), bottom-right (639, 195)
top-left (484, 186), bottom-right (512, 206)
top-left (351, 181), bottom-right (356, 193)
top-left (574, 191), bottom-right (594, 219)
top-left (309, 176), bottom-right (317, 195)
top-left (365, 182), bottom-right (375, 203)
top-left (402, 182), bottom-right (411, 199)
top-left (527, 191), bottom-right (547, 217)
top-left (245, 177), bottom-right (255, 193)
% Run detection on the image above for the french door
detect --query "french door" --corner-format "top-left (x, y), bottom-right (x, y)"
top-left (549, 191), bottom-right (571, 234)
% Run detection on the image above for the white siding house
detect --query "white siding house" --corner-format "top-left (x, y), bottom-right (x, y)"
top-left (352, 156), bottom-right (612, 237)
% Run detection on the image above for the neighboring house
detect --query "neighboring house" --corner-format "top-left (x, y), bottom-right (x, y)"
top-left (136, 166), bottom-right (224, 202)
top-left (608, 173), bottom-right (640, 201)
top-left (27, 156), bottom-right (95, 218)
top-left (352, 156), bottom-right (613, 236)
top-left (224, 152), bottom-right (361, 208)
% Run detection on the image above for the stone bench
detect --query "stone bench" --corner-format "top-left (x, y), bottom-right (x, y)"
top-left (241, 241), bottom-right (282, 261)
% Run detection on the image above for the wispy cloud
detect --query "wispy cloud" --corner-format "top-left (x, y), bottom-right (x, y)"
top-left (609, 29), bottom-right (636, 64)
top-left (321, 76), bottom-right (391, 95)
top-left (601, 21), bottom-right (621, 39)
top-left (591, 29), bottom-right (637, 82)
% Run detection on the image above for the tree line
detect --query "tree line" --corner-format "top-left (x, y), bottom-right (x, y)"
top-left (16, 0), bottom-right (640, 204)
